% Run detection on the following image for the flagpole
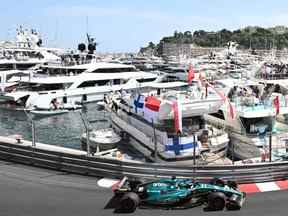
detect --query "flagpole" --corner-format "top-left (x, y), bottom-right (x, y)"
top-left (152, 119), bottom-right (158, 162)
top-left (269, 131), bottom-right (272, 162)
top-left (193, 133), bottom-right (196, 181)
top-left (193, 133), bottom-right (196, 166)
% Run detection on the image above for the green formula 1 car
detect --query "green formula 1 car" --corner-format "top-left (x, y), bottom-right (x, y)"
top-left (111, 177), bottom-right (246, 213)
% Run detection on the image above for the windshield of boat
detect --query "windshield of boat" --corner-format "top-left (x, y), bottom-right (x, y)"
top-left (6, 73), bottom-right (30, 82)
top-left (240, 116), bottom-right (274, 136)
top-left (227, 85), bottom-right (262, 104)
top-left (40, 67), bottom-right (86, 76)
top-left (158, 116), bottom-right (206, 137)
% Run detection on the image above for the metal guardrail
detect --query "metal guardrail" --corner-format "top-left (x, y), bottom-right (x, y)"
top-left (0, 141), bottom-right (288, 184)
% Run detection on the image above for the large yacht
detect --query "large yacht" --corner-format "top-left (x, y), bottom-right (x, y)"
top-left (105, 82), bottom-right (230, 164)
top-left (0, 27), bottom-right (62, 71)
top-left (0, 62), bottom-right (158, 109)
top-left (205, 79), bottom-right (288, 160)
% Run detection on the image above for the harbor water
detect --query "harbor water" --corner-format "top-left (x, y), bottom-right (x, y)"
top-left (0, 103), bottom-right (143, 159)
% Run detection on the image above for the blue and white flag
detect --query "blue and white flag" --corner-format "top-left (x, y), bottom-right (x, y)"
top-left (165, 135), bottom-right (201, 156)
top-left (134, 94), bottom-right (145, 113)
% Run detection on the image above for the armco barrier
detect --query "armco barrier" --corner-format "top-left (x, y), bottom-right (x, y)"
top-left (0, 140), bottom-right (288, 184)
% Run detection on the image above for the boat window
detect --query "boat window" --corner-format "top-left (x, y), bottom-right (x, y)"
top-left (210, 110), bottom-right (225, 120)
top-left (91, 67), bottom-right (136, 73)
top-left (19, 82), bottom-right (73, 91)
top-left (77, 80), bottom-right (110, 88)
top-left (161, 75), bottom-right (180, 82)
top-left (63, 96), bottom-right (67, 104)
top-left (113, 79), bottom-right (121, 85)
top-left (0, 63), bottom-right (14, 71)
top-left (40, 67), bottom-right (86, 75)
top-left (6, 73), bottom-right (29, 82)
top-left (136, 78), bottom-right (157, 83)
top-left (213, 82), bottom-right (226, 89)
top-left (98, 80), bottom-right (111, 86)
top-left (240, 116), bottom-right (273, 135)
top-left (82, 94), bottom-right (87, 102)
top-left (68, 69), bottom-right (86, 75)
top-left (16, 63), bottom-right (38, 70)
top-left (173, 69), bottom-right (187, 73)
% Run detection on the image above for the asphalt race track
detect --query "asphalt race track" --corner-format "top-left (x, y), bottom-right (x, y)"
top-left (0, 160), bottom-right (287, 216)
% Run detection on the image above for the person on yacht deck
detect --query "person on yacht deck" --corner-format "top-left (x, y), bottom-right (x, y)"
top-left (50, 98), bottom-right (60, 110)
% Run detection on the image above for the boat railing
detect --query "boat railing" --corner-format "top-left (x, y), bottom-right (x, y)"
top-left (233, 95), bottom-right (288, 112)
top-left (207, 126), bottom-right (227, 138)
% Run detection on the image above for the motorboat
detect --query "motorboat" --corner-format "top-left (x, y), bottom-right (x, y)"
top-left (30, 109), bottom-right (69, 116)
top-left (105, 82), bottom-right (230, 164)
top-left (0, 27), bottom-right (62, 71)
top-left (0, 62), bottom-right (158, 110)
top-left (29, 102), bottom-right (82, 117)
top-left (205, 78), bottom-right (288, 160)
top-left (81, 128), bottom-right (121, 153)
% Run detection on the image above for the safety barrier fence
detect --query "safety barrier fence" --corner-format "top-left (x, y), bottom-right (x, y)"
top-left (0, 141), bottom-right (288, 184)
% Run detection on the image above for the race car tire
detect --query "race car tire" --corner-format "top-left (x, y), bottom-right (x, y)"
top-left (115, 192), bottom-right (140, 213)
top-left (210, 178), bottom-right (225, 187)
top-left (207, 192), bottom-right (226, 211)
top-left (226, 194), bottom-right (242, 210)
top-left (227, 180), bottom-right (238, 190)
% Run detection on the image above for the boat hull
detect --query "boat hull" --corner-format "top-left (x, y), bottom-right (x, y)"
top-left (110, 111), bottom-right (229, 163)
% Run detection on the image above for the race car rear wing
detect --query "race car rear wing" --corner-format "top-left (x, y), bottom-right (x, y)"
top-left (112, 176), bottom-right (128, 192)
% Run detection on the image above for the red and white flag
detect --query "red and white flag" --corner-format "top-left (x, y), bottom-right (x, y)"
top-left (273, 96), bottom-right (280, 115)
top-left (198, 71), bottom-right (205, 87)
top-left (172, 100), bottom-right (182, 134)
top-left (187, 64), bottom-right (195, 84)
top-left (143, 96), bottom-right (161, 122)
top-left (228, 102), bottom-right (235, 119)
top-left (207, 82), bottom-right (227, 102)
top-left (207, 81), bottom-right (235, 119)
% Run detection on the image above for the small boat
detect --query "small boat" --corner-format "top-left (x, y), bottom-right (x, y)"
top-left (96, 101), bottom-right (105, 111)
top-left (62, 103), bottom-right (82, 111)
top-left (81, 128), bottom-right (121, 152)
top-left (29, 102), bottom-right (82, 117)
top-left (30, 109), bottom-right (69, 116)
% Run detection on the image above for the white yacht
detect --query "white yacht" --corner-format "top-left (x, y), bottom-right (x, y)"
top-left (0, 27), bottom-right (62, 71)
top-left (0, 62), bottom-right (158, 109)
top-left (105, 83), bottom-right (230, 164)
top-left (205, 79), bottom-right (288, 160)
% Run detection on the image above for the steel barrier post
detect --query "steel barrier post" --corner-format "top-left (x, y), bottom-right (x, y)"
top-left (32, 120), bottom-right (36, 148)
top-left (193, 134), bottom-right (196, 166)
top-left (269, 132), bottom-right (272, 162)
top-left (87, 129), bottom-right (91, 156)
top-left (80, 112), bottom-right (91, 156)
top-left (152, 119), bottom-right (158, 162)
top-left (193, 134), bottom-right (196, 180)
